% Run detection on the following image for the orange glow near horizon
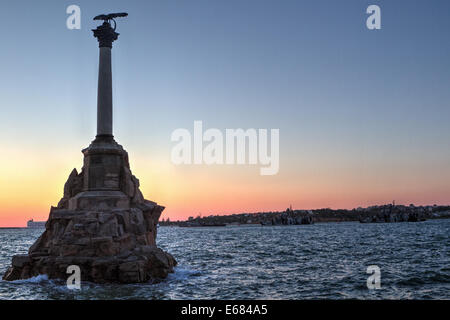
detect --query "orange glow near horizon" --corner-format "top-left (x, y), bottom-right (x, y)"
top-left (1, 144), bottom-right (449, 227)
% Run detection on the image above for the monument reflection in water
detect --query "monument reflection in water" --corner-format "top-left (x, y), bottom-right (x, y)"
top-left (2, 13), bottom-right (177, 284)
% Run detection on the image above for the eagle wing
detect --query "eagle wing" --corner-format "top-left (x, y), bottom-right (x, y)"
top-left (93, 13), bottom-right (128, 21)
top-left (93, 14), bottom-right (108, 21)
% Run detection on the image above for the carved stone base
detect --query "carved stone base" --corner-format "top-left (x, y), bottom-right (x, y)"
top-left (3, 204), bottom-right (176, 283)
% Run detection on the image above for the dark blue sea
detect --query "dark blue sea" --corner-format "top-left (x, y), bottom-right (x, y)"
top-left (0, 219), bottom-right (448, 299)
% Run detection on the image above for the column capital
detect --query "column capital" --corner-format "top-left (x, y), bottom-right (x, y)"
top-left (92, 22), bottom-right (119, 48)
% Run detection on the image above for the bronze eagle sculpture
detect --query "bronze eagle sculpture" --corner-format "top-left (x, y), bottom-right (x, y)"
top-left (93, 12), bottom-right (128, 30)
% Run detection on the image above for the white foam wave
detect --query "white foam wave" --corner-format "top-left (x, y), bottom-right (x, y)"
top-left (168, 267), bottom-right (202, 281)
top-left (11, 274), bottom-right (49, 284)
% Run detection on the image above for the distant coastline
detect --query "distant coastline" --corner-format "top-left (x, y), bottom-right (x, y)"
top-left (0, 227), bottom-right (24, 229)
top-left (2, 204), bottom-right (450, 229)
top-left (160, 204), bottom-right (450, 227)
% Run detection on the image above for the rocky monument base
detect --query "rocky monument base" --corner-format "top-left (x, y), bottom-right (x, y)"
top-left (3, 137), bottom-right (177, 283)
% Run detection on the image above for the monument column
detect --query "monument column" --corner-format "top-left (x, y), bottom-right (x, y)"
top-left (93, 22), bottom-right (119, 138)
top-left (73, 19), bottom-right (126, 196)
top-left (2, 12), bottom-right (176, 284)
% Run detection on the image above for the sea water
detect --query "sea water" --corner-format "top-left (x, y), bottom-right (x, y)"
top-left (0, 219), bottom-right (448, 299)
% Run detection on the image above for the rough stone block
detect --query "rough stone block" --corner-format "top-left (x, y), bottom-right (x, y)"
top-left (12, 255), bottom-right (31, 268)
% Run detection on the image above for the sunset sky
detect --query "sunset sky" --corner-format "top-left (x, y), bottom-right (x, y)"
top-left (1, 0), bottom-right (450, 227)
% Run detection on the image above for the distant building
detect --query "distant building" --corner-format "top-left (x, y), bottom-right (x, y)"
top-left (27, 219), bottom-right (45, 229)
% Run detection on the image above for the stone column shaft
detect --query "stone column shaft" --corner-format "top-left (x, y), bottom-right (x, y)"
top-left (97, 47), bottom-right (113, 136)
top-left (92, 21), bottom-right (119, 138)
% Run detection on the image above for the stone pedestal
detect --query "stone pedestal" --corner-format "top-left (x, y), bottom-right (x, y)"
top-left (2, 137), bottom-right (177, 283)
top-left (68, 191), bottom-right (130, 211)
